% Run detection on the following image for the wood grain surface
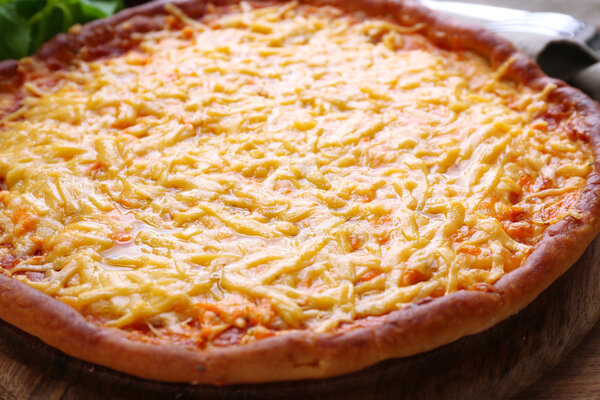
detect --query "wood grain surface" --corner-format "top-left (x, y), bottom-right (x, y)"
top-left (1, 234), bottom-right (599, 400)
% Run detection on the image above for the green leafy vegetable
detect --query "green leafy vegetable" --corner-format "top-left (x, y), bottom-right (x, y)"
top-left (0, 0), bottom-right (123, 61)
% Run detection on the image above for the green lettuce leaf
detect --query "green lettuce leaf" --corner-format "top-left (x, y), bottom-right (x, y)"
top-left (0, 0), bottom-right (123, 61)
top-left (0, 2), bottom-right (31, 60)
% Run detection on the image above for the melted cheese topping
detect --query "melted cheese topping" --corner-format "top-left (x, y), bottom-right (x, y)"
top-left (0, 3), bottom-right (593, 344)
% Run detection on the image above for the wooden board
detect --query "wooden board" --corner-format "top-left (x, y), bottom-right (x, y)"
top-left (1, 234), bottom-right (600, 400)
top-left (513, 321), bottom-right (600, 400)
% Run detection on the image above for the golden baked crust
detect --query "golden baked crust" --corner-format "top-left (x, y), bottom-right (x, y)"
top-left (1, 0), bottom-right (600, 384)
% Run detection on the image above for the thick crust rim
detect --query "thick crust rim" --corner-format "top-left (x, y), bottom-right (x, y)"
top-left (1, 0), bottom-right (600, 384)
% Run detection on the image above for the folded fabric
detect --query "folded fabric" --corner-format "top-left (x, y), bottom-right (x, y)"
top-left (500, 32), bottom-right (600, 100)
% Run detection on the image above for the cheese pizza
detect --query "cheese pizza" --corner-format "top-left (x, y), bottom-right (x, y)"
top-left (0, 0), bottom-right (599, 383)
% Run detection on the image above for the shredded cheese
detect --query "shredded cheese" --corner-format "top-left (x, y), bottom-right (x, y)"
top-left (0, 2), bottom-right (593, 345)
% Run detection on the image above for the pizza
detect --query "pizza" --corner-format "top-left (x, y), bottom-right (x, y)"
top-left (1, 0), bottom-right (600, 384)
